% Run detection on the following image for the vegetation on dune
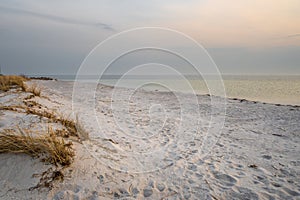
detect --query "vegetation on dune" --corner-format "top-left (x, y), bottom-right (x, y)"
top-left (0, 105), bottom-right (89, 141)
top-left (24, 83), bottom-right (41, 96)
top-left (0, 75), bottom-right (90, 189)
top-left (0, 127), bottom-right (74, 166)
top-left (58, 114), bottom-right (89, 141)
top-left (25, 108), bottom-right (89, 141)
top-left (0, 75), bottom-right (28, 91)
top-left (0, 75), bottom-right (89, 168)
top-left (0, 75), bottom-right (42, 96)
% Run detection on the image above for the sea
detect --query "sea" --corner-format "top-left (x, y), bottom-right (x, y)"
top-left (41, 75), bottom-right (300, 106)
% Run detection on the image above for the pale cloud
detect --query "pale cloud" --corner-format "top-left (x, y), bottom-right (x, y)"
top-left (163, 0), bottom-right (300, 47)
top-left (0, 6), bottom-right (115, 31)
top-left (2, 0), bottom-right (299, 47)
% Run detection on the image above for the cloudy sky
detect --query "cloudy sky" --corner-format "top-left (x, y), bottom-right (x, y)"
top-left (0, 0), bottom-right (300, 75)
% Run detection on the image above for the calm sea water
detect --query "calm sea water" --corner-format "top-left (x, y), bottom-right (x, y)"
top-left (51, 75), bottom-right (300, 106)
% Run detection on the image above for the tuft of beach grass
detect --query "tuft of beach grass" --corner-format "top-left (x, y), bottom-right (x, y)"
top-left (0, 105), bottom-right (89, 141)
top-left (0, 75), bottom-right (42, 96)
top-left (0, 75), bottom-right (28, 92)
top-left (0, 127), bottom-right (74, 166)
top-left (56, 113), bottom-right (89, 141)
top-left (24, 83), bottom-right (41, 96)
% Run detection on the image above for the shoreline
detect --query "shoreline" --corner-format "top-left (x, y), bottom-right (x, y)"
top-left (63, 78), bottom-right (300, 107)
top-left (44, 75), bottom-right (300, 107)
top-left (25, 73), bottom-right (300, 106)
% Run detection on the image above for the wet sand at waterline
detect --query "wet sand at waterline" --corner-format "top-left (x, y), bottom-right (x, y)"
top-left (0, 79), bottom-right (299, 199)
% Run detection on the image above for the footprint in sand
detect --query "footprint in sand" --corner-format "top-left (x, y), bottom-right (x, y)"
top-left (224, 186), bottom-right (259, 200)
top-left (213, 172), bottom-right (237, 187)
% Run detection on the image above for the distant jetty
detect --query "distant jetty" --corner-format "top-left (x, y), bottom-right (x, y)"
top-left (29, 76), bottom-right (57, 81)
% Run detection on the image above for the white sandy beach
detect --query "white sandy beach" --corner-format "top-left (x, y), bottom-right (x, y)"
top-left (0, 80), bottom-right (300, 199)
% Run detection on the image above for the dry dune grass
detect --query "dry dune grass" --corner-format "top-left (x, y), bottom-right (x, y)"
top-left (0, 104), bottom-right (89, 141)
top-left (58, 114), bottom-right (89, 141)
top-left (0, 127), bottom-right (74, 166)
top-left (0, 105), bottom-right (25, 112)
top-left (24, 83), bottom-right (41, 96)
top-left (25, 109), bottom-right (89, 140)
top-left (23, 100), bottom-right (42, 108)
top-left (0, 75), bottom-right (28, 91)
top-left (0, 76), bottom-right (89, 167)
top-left (0, 75), bottom-right (41, 96)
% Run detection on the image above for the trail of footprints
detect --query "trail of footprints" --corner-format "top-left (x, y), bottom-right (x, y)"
top-left (42, 82), bottom-right (300, 199)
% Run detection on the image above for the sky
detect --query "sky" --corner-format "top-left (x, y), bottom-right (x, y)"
top-left (0, 0), bottom-right (300, 75)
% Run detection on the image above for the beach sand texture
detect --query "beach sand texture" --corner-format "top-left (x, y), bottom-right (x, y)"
top-left (0, 80), bottom-right (299, 199)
